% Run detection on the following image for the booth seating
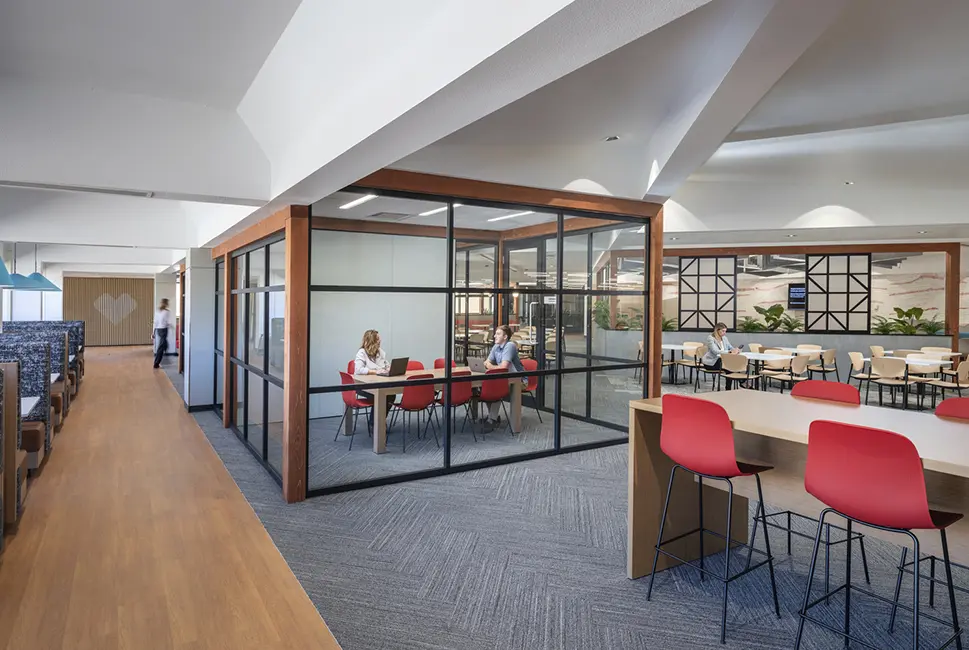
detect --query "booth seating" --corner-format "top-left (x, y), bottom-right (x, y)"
top-left (1, 330), bottom-right (69, 429)
top-left (0, 361), bottom-right (28, 531)
top-left (0, 342), bottom-right (52, 472)
top-left (2, 320), bottom-right (83, 395)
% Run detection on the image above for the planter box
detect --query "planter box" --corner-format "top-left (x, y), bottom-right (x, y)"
top-left (592, 326), bottom-right (643, 362)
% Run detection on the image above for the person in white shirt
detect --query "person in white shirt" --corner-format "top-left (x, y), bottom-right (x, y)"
top-left (152, 298), bottom-right (173, 369)
top-left (353, 329), bottom-right (394, 414)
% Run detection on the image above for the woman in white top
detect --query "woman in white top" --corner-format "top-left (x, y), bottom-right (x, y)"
top-left (152, 298), bottom-right (172, 369)
top-left (702, 321), bottom-right (738, 370)
top-left (354, 329), bottom-right (390, 375)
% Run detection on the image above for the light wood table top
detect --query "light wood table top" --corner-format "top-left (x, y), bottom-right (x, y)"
top-left (352, 366), bottom-right (476, 384)
top-left (633, 389), bottom-right (969, 477)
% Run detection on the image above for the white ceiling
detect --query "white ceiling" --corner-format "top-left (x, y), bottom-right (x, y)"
top-left (0, 0), bottom-right (301, 108)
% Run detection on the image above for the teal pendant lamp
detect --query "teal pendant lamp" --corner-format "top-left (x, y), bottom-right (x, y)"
top-left (10, 243), bottom-right (58, 291)
top-left (0, 256), bottom-right (13, 288)
top-left (27, 272), bottom-right (60, 292)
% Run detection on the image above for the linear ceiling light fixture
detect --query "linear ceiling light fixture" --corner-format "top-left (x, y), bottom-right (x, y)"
top-left (419, 203), bottom-right (461, 217)
top-left (487, 211), bottom-right (533, 222)
top-left (339, 194), bottom-right (378, 209)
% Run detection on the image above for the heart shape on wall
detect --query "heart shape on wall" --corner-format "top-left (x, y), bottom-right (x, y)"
top-left (95, 293), bottom-right (137, 325)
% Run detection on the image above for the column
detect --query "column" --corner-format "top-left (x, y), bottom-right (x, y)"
top-left (283, 207), bottom-right (310, 503)
top-left (183, 248), bottom-right (216, 410)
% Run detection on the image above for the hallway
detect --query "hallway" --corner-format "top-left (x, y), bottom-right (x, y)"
top-left (0, 347), bottom-right (340, 650)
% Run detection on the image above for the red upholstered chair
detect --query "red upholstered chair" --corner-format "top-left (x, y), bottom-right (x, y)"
top-left (791, 380), bottom-right (861, 405)
top-left (478, 368), bottom-right (511, 435)
top-left (521, 358), bottom-right (543, 423)
top-left (648, 395), bottom-right (780, 644)
top-left (335, 371), bottom-right (373, 450)
top-left (794, 420), bottom-right (964, 650)
top-left (433, 358), bottom-right (456, 369)
top-left (407, 360), bottom-right (425, 371)
top-left (347, 360), bottom-right (355, 374)
top-left (936, 396), bottom-right (969, 421)
top-left (437, 370), bottom-right (475, 440)
top-left (390, 374), bottom-right (437, 451)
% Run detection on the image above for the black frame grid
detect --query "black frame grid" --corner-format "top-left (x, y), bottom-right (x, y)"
top-left (805, 253), bottom-right (872, 333)
top-left (677, 255), bottom-right (738, 331)
top-left (305, 187), bottom-right (651, 497)
top-left (453, 241), bottom-right (499, 365)
top-left (214, 258), bottom-right (225, 419)
top-left (226, 233), bottom-right (286, 484)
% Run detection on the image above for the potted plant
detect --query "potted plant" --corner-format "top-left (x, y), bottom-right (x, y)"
top-left (871, 315), bottom-right (896, 335)
top-left (593, 299), bottom-right (612, 330)
top-left (753, 304), bottom-right (786, 331)
top-left (661, 316), bottom-right (678, 332)
top-left (918, 316), bottom-right (944, 335)
top-left (778, 314), bottom-right (804, 333)
top-left (738, 316), bottom-right (766, 333)
top-left (891, 307), bottom-right (923, 335)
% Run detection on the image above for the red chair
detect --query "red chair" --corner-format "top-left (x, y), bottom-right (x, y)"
top-left (937, 396), bottom-right (969, 420)
top-left (335, 371), bottom-right (373, 450)
top-left (347, 360), bottom-right (356, 374)
top-left (794, 420), bottom-right (963, 650)
top-left (521, 358), bottom-right (543, 423)
top-left (390, 374), bottom-right (437, 451)
top-left (791, 380), bottom-right (861, 405)
top-left (407, 360), bottom-right (425, 371)
top-left (437, 370), bottom-right (475, 440)
top-left (647, 395), bottom-right (780, 644)
top-left (478, 368), bottom-right (511, 435)
top-left (434, 358), bottom-right (456, 369)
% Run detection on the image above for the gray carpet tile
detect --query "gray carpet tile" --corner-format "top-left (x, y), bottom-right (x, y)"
top-left (168, 365), bottom-right (966, 649)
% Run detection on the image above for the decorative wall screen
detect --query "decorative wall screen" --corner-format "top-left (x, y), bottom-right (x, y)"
top-left (678, 256), bottom-right (737, 330)
top-left (805, 254), bottom-right (871, 332)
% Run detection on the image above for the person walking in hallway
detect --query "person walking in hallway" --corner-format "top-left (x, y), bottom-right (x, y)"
top-left (153, 298), bottom-right (172, 369)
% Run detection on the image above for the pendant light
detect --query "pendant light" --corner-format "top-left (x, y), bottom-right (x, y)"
top-left (0, 255), bottom-right (13, 288)
top-left (31, 243), bottom-right (60, 292)
top-left (9, 243), bottom-right (44, 291)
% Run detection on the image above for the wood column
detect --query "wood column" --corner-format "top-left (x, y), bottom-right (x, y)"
top-left (946, 244), bottom-right (961, 354)
top-left (647, 209), bottom-right (664, 398)
top-left (283, 207), bottom-right (310, 503)
top-left (222, 253), bottom-right (232, 428)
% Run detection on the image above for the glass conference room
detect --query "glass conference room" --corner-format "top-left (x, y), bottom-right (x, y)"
top-left (303, 187), bottom-right (651, 496)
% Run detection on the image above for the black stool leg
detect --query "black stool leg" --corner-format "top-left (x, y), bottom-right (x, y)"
top-left (698, 477), bottom-right (705, 582)
top-left (913, 535), bottom-right (921, 650)
top-left (720, 479), bottom-right (734, 645)
top-left (755, 475), bottom-right (781, 618)
top-left (931, 555), bottom-right (937, 609)
top-left (844, 519), bottom-right (852, 648)
top-left (860, 536), bottom-right (871, 584)
top-left (825, 523), bottom-right (831, 604)
top-left (942, 529), bottom-right (964, 650)
top-left (646, 466), bottom-right (678, 601)
top-left (795, 508), bottom-right (831, 649)
top-left (890, 546), bottom-right (907, 632)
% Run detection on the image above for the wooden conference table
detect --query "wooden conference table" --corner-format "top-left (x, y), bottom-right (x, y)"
top-left (351, 367), bottom-right (523, 453)
top-left (627, 389), bottom-right (969, 579)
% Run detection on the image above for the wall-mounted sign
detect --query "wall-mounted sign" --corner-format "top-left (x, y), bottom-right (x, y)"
top-left (787, 283), bottom-right (806, 310)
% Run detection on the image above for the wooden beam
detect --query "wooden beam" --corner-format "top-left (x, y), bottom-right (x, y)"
top-left (501, 216), bottom-right (627, 242)
top-left (647, 209), bottom-right (664, 398)
top-left (282, 206), bottom-right (310, 503)
top-left (666, 242), bottom-right (961, 258)
top-left (355, 169), bottom-right (662, 218)
top-left (211, 206), bottom-right (291, 259)
top-left (222, 253), bottom-right (232, 428)
top-left (947, 245), bottom-right (961, 354)
top-left (311, 217), bottom-right (499, 242)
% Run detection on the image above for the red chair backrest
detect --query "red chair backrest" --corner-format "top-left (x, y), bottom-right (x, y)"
top-left (479, 368), bottom-right (510, 402)
top-left (339, 371), bottom-right (367, 408)
top-left (398, 373), bottom-right (435, 410)
top-left (805, 420), bottom-right (934, 530)
top-left (434, 358), bottom-right (457, 369)
top-left (521, 358), bottom-right (539, 392)
top-left (660, 394), bottom-right (742, 477)
top-left (937, 397), bottom-right (969, 421)
top-left (446, 370), bottom-right (473, 405)
top-left (407, 360), bottom-right (425, 371)
top-left (790, 380), bottom-right (860, 405)
top-left (347, 360), bottom-right (355, 374)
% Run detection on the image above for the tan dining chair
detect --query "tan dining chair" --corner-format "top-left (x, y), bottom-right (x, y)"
top-left (747, 343), bottom-right (763, 354)
top-left (720, 352), bottom-right (757, 390)
top-left (848, 352), bottom-right (876, 390)
top-left (674, 343), bottom-right (703, 382)
top-left (870, 345), bottom-right (886, 358)
top-left (892, 349), bottom-right (921, 358)
top-left (759, 349), bottom-right (792, 385)
top-left (807, 348), bottom-right (839, 382)
top-left (869, 356), bottom-right (917, 408)
top-left (929, 361), bottom-right (969, 406)
top-left (692, 345), bottom-right (722, 392)
top-left (796, 343), bottom-right (823, 363)
top-left (922, 346), bottom-right (952, 353)
top-left (769, 355), bottom-right (809, 392)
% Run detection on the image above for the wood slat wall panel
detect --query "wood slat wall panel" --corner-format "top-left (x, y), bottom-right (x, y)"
top-left (63, 277), bottom-right (154, 346)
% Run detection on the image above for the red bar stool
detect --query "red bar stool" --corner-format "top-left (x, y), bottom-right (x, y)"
top-left (647, 394), bottom-right (780, 644)
top-left (795, 420), bottom-right (963, 650)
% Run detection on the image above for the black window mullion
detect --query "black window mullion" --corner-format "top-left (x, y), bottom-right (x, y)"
top-left (585, 231), bottom-right (593, 417)
top-left (443, 202), bottom-right (455, 469)
top-left (262, 378), bottom-right (269, 461)
top-left (554, 213), bottom-right (564, 450)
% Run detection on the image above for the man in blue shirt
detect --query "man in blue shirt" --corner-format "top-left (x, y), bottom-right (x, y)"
top-left (482, 325), bottom-right (524, 431)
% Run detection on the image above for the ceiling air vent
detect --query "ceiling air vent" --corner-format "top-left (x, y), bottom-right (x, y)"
top-left (366, 212), bottom-right (414, 222)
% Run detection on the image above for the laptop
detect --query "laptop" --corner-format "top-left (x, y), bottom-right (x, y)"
top-left (378, 357), bottom-right (410, 377)
top-left (467, 357), bottom-right (488, 373)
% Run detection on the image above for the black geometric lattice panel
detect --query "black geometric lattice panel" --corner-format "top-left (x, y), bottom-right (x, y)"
top-left (678, 256), bottom-right (737, 331)
top-left (805, 254), bottom-right (871, 333)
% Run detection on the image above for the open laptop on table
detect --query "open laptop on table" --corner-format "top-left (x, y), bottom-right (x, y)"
top-left (377, 357), bottom-right (410, 377)
top-left (467, 357), bottom-right (488, 373)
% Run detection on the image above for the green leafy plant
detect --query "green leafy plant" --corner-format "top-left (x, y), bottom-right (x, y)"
top-left (738, 316), bottom-right (766, 333)
top-left (661, 315), bottom-right (678, 332)
top-left (753, 304), bottom-right (786, 331)
top-left (625, 307), bottom-right (644, 331)
top-left (593, 299), bottom-right (612, 330)
top-left (778, 314), bottom-right (804, 333)
top-left (918, 316), bottom-right (945, 336)
top-left (891, 306), bottom-right (923, 335)
top-left (871, 315), bottom-right (896, 335)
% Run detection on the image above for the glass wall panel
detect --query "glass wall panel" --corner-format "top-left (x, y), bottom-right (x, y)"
top-left (268, 291), bottom-right (285, 379)
top-left (248, 248), bottom-right (266, 288)
top-left (269, 240), bottom-right (286, 286)
top-left (234, 363), bottom-right (246, 430)
top-left (215, 353), bottom-right (224, 409)
top-left (233, 294), bottom-right (246, 360)
top-left (248, 292), bottom-right (266, 372)
top-left (267, 382), bottom-right (284, 474)
top-left (215, 292), bottom-right (224, 352)
top-left (235, 255), bottom-right (246, 293)
top-left (247, 375), bottom-right (266, 456)
top-left (217, 261), bottom-right (226, 293)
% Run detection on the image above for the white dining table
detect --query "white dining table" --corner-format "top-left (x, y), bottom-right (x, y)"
top-left (775, 347), bottom-right (829, 355)
top-left (742, 352), bottom-right (794, 362)
top-left (21, 396), bottom-right (40, 415)
top-left (885, 350), bottom-right (962, 358)
top-left (661, 343), bottom-right (698, 352)
top-left (863, 357), bottom-right (953, 367)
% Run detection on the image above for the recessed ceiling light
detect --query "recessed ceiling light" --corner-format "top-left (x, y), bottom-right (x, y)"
top-left (339, 194), bottom-right (377, 209)
top-left (844, 181), bottom-right (854, 185)
top-left (419, 203), bottom-right (461, 217)
top-left (602, 135), bottom-right (621, 142)
top-left (786, 234), bottom-right (797, 238)
top-left (487, 210), bottom-right (533, 222)
top-left (918, 230), bottom-right (928, 234)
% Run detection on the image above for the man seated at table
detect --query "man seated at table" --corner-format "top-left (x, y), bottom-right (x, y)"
top-left (482, 325), bottom-right (524, 432)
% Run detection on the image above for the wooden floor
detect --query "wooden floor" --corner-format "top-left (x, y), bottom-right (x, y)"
top-left (0, 347), bottom-right (341, 650)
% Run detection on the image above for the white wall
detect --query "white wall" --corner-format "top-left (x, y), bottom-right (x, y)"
top-left (309, 230), bottom-right (447, 418)
top-left (183, 248), bottom-right (216, 408)
top-left (42, 267), bottom-right (63, 320)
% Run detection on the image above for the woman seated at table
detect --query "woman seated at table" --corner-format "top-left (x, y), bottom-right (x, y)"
top-left (702, 322), bottom-right (740, 372)
top-left (353, 329), bottom-right (395, 414)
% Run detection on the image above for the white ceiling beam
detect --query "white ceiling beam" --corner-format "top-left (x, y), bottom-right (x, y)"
top-left (643, 0), bottom-right (848, 200)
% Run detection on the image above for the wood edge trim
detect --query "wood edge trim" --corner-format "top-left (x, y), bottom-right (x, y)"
top-left (211, 206), bottom-right (306, 259)
top-left (666, 242), bottom-right (962, 257)
top-left (647, 209), bottom-right (664, 398)
top-left (282, 216), bottom-right (309, 503)
top-left (222, 253), bottom-right (232, 428)
top-left (946, 246), bottom-right (961, 354)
